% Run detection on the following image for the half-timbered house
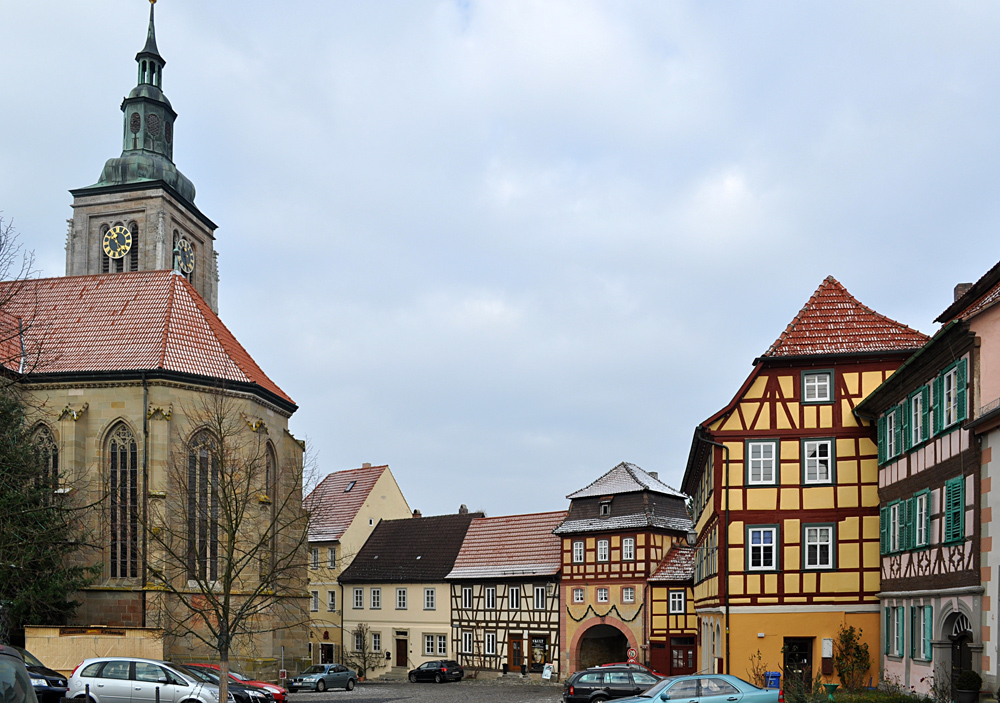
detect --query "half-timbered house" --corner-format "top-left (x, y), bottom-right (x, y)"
top-left (681, 277), bottom-right (928, 682)
top-left (555, 463), bottom-right (693, 674)
top-left (446, 511), bottom-right (566, 677)
top-left (648, 546), bottom-right (698, 675)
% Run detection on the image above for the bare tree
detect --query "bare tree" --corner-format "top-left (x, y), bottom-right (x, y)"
top-left (144, 389), bottom-right (310, 699)
top-left (344, 624), bottom-right (384, 680)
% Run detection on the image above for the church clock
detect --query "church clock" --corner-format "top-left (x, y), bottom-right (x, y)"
top-left (176, 239), bottom-right (195, 274)
top-left (102, 225), bottom-right (132, 259)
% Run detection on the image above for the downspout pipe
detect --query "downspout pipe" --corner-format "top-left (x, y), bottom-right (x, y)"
top-left (141, 371), bottom-right (149, 626)
top-left (700, 437), bottom-right (730, 675)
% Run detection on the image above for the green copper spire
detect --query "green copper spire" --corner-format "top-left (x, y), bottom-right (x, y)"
top-left (83, 0), bottom-right (196, 205)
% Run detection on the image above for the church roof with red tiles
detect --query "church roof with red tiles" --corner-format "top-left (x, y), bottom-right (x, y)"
top-left (446, 510), bottom-right (567, 580)
top-left (305, 464), bottom-right (396, 542)
top-left (0, 271), bottom-right (293, 406)
top-left (761, 276), bottom-right (928, 359)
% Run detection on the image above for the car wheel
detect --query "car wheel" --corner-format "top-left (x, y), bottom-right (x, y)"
top-left (316, 680), bottom-right (326, 693)
top-left (408, 674), bottom-right (417, 683)
top-left (345, 680), bottom-right (354, 692)
top-left (592, 698), bottom-right (608, 703)
top-left (434, 674), bottom-right (442, 684)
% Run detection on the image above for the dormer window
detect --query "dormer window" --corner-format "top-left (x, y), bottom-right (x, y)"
top-left (345, 481), bottom-right (356, 492)
top-left (599, 499), bottom-right (612, 516)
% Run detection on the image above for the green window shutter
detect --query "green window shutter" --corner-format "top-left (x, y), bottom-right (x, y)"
top-left (878, 415), bottom-right (886, 464)
top-left (933, 375), bottom-right (944, 435)
top-left (880, 507), bottom-right (888, 555)
top-left (924, 605), bottom-right (933, 661)
top-left (902, 397), bottom-right (911, 451)
top-left (885, 607), bottom-right (891, 654)
top-left (905, 497), bottom-right (915, 550)
top-left (945, 477), bottom-right (965, 542)
top-left (957, 359), bottom-right (968, 422)
top-left (910, 606), bottom-right (916, 658)
top-left (894, 406), bottom-right (904, 457)
top-left (921, 386), bottom-right (930, 442)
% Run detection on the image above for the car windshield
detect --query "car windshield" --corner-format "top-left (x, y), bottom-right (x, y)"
top-left (173, 666), bottom-right (215, 684)
top-left (10, 652), bottom-right (42, 670)
top-left (301, 667), bottom-right (325, 675)
top-left (637, 678), bottom-right (678, 698)
top-left (0, 657), bottom-right (39, 703)
top-left (230, 673), bottom-right (250, 682)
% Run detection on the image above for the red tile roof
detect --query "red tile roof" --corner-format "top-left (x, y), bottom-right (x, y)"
top-left (649, 545), bottom-right (695, 582)
top-left (305, 464), bottom-right (393, 542)
top-left (762, 276), bottom-right (928, 358)
top-left (935, 259), bottom-right (1000, 324)
top-left (1, 271), bottom-right (293, 404)
top-left (446, 510), bottom-right (567, 580)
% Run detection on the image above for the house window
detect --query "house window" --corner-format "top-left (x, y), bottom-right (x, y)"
top-left (747, 440), bottom-right (777, 485)
top-left (573, 541), bottom-right (584, 563)
top-left (371, 632), bottom-right (381, 652)
top-left (914, 605), bottom-right (933, 660)
top-left (600, 500), bottom-right (611, 516)
top-left (509, 586), bottom-right (520, 610)
top-left (462, 631), bottom-right (473, 654)
top-left (187, 430), bottom-right (219, 582)
top-left (371, 588), bottom-right (381, 609)
top-left (310, 548), bottom-right (319, 569)
top-left (804, 525), bottom-right (834, 569)
top-left (425, 635), bottom-right (435, 655)
top-left (485, 632), bottom-right (496, 656)
top-left (622, 537), bottom-right (635, 561)
top-left (310, 591), bottom-right (319, 612)
top-left (911, 391), bottom-right (925, 446)
top-left (886, 411), bottom-right (898, 459)
top-left (328, 547), bottom-right (336, 568)
top-left (438, 635), bottom-right (447, 655)
top-left (889, 503), bottom-right (901, 552)
top-left (748, 527), bottom-right (777, 571)
top-left (803, 371), bottom-right (832, 403)
top-left (354, 632), bottom-right (363, 651)
top-left (534, 585), bottom-right (546, 610)
top-left (327, 591), bottom-right (336, 612)
top-left (669, 591), bottom-right (685, 614)
top-left (108, 423), bottom-right (139, 579)
top-left (597, 539), bottom-right (609, 562)
top-left (622, 587), bottom-right (635, 604)
top-left (915, 492), bottom-right (929, 547)
top-left (353, 588), bottom-right (364, 609)
top-left (425, 588), bottom-right (436, 610)
top-left (462, 586), bottom-right (473, 609)
top-left (803, 439), bottom-right (833, 483)
top-left (597, 588), bottom-right (609, 603)
top-left (485, 586), bottom-right (496, 609)
top-left (944, 367), bottom-right (959, 427)
top-left (396, 588), bottom-right (407, 609)
top-left (894, 606), bottom-right (905, 656)
top-left (945, 477), bottom-right (965, 543)
top-left (573, 588), bottom-right (585, 603)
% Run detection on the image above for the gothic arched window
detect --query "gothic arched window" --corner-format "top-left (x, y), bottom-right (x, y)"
top-left (259, 444), bottom-right (278, 582)
top-left (108, 423), bottom-right (139, 579)
top-left (188, 431), bottom-right (219, 582)
top-left (33, 425), bottom-right (58, 492)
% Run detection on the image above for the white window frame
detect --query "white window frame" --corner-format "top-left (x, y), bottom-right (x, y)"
top-left (534, 585), bottom-right (546, 610)
top-left (485, 632), bottom-right (496, 656)
top-left (597, 587), bottom-right (609, 603)
top-left (747, 441), bottom-right (777, 485)
top-left (310, 590), bottom-right (319, 612)
top-left (353, 588), bottom-right (364, 609)
top-left (354, 632), bottom-right (363, 651)
top-left (911, 393), bottom-right (924, 446)
top-left (804, 525), bottom-right (834, 569)
top-left (328, 547), bottom-right (336, 568)
top-left (370, 587), bottom-right (381, 609)
top-left (944, 367), bottom-right (959, 427)
top-left (803, 439), bottom-right (832, 484)
top-left (573, 541), bottom-right (584, 563)
top-left (327, 590), bottom-right (336, 612)
top-left (600, 501), bottom-right (611, 516)
top-left (573, 588), bottom-right (585, 603)
top-left (669, 590), bottom-right (685, 614)
top-left (509, 586), bottom-right (520, 610)
top-left (462, 586), bottom-right (473, 609)
top-left (597, 539), bottom-right (609, 562)
top-left (371, 632), bottom-right (381, 652)
top-left (424, 587), bottom-right (436, 610)
top-left (462, 631), bottom-right (473, 654)
top-left (310, 548), bottom-right (319, 569)
top-left (396, 587), bottom-right (407, 610)
top-left (915, 493), bottom-right (928, 547)
top-left (622, 537), bottom-right (635, 561)
top-left (914, 607), bottom-right (928, 660)
top-left (893, 606), bottom-right (905, 656)
top-left (804, 372), bottom-right (831, 402)
top-left (622, 586), bottom-right (635, 603)
top-left (748, 527), bottom-right (777, 571)
top-left (886, 411), bottom-right (897, 459)
top-left (889, 503), bottom-right (901, 553)
top-left (424, 635), bottom-right (435, 655)
top-left (485, 586), bottom-right (496, 610)
top-left (437, 635), bottom-right (447, 655)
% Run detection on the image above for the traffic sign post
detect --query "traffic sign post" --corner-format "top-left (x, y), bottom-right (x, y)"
top-left (278, 670), bottom-right (287, 681)
top-left (626, 647), bottom-right (638, 663)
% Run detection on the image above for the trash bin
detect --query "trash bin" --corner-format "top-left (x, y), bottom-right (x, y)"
top-left (765, 672), bottom-right (781, 689)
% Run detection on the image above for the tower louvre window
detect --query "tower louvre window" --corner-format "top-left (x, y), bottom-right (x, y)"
top-left (128, 222), bottom-right (139, 272)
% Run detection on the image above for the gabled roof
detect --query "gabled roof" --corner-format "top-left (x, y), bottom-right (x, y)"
top-left (305, 465), bottom-right (395, 542)
top-left (553, 513), bottom-right (692, 536)
top-left (1, 271), bottom-right (293, 406)
top-left (338, 512), bottom-right (482, 584)
top-left (446, 511), bottom-right (567, 580)
top-left (566, 462), bottom-right (685, 500)
top-left (761, 276), bottom-right (928, 358)
top-left (936, 259), bottom-right (1000, 324)
top-left (649, 545), bottom-right (695, 583)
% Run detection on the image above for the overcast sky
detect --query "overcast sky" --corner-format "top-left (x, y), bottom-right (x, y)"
top-left (2, 1), bottom-right (999, 519)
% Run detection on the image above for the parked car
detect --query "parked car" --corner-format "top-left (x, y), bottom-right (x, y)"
top-left (183, 665), bottom-right (287, 703)
top-left (597, 663), bottom-right (666, 678)
top-left (0, 644), bottom-right (38, 703)
top-left (14, 648), bottom-right (67, 703)
top-left (613, 674), bottom-right (782, 703)
top-left (68, 657), bottom-right (227, 703)
top-left (562, 665), bottom-right (663, 702)
top-left (173, 665), bottom-right (272, 703)
top-left (286, 665), bottom-right (356, 692)
top-left (407, 660), bottom-right (464, 683)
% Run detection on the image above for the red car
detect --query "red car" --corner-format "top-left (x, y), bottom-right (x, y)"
top-left (184, 664), bottom-right (288, 703)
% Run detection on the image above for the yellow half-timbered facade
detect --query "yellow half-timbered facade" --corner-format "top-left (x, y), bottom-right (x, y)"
top-left (682, 277), bottom-right (928, 684)
top-left (649, 546), bottom-right (698, 675)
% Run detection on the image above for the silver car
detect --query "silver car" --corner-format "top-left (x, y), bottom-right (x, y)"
top-left (68, 658), bottom-right (230, 703)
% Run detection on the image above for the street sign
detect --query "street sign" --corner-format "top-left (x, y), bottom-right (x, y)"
top-left (278, 670), bottom-right (287, 680)
top-left (627, 648), bottom-right (638, 660)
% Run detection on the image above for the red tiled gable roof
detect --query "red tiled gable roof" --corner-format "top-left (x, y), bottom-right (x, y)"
top-left (0, 271), bottom-right (293, 404)
top-left (446, 510), bottom-right (567, 580)
top-left (935, 259), bottom-right (1000, 324)
top-left (762, 276), bottom-right (928, 358)
top-left (649, 545), bottom-right (695, 583)
top-left (305, 465), bottom-right (391, 542)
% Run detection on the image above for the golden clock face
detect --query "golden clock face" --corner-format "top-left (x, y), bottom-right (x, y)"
top-left (103, 225), bottom-right (132, 259)
top-left (177, 239), bottom-right (195, 274)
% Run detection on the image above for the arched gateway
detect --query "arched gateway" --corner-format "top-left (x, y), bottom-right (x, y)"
top-left (577, 623), bottom-right (630, 669)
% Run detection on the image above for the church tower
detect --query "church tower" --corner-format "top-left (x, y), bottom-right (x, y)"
top-left (65, 1), bottom-right (219, 311)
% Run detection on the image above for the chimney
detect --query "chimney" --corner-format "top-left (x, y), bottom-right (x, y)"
top-left (955, 283), bottom-right (974, 302)
top-left (412, 509), bottom-right (422, 518)
top-left (458, 504), bottom-right (469, 515)
top-left (362, 462), bottom-right (371, 469)
top-left (648, 471), bottom-right (659, 480)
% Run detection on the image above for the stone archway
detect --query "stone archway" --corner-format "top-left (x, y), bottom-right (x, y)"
top-left (577, 623), bottom-right (629, 669)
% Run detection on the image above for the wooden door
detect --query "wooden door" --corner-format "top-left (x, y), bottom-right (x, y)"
top-left (783, 638), bottom-right (813, 686)
top-left (395, 638), bottom-right (407, 667)
top-left (509, 637), bottom-right (524, 670)
top-left (669, 637), bottom-right (696, 675)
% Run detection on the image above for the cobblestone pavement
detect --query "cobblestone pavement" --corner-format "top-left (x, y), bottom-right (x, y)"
top-left (289, 679), bottom-right (563, 703)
